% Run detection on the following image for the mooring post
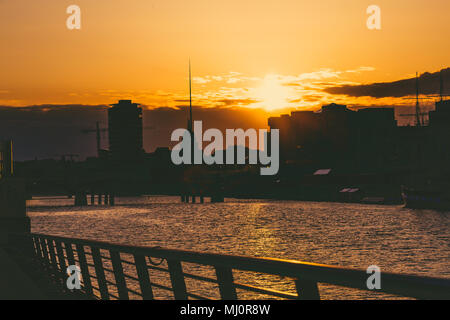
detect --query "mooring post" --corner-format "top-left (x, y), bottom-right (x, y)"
top-left (98, 194), bottom-right (102, 205)
top-left (104, 193), bottom-right (109, 205)
top-left (0, 141), bottom-right (30, 246)
top-left (200, 195), bottom-right (204, 203)
top-left (90, 193), bottom-right (95, 206)
top-left (74, 191), bottom-right (87, 206)
top-left (0, 177), bottom-right (30, 246)
top-left (192, 196), bottom-right (196, 203)
top-left (109, 193), bottom-right (115, 206)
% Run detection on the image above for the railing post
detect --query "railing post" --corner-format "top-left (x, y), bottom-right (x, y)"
top-left (91, 246), bottom-right (110, 300)
top-left (167, 260), bottom-right (188, 300)
top-left (40, 237), bottom-right (50, 265)
top-left (109, 250), bottom-right (129, 300)
top-left (47, 239), bottom-right (58, 268)
top-left (133, 254), bottom-right (154, 300)
top-left (31, 236), bottom-right (38, 255)
top-left (34, 236), bottom-right (43, 259)
top-left (75, 244), bottom-right (93, 296)
top-left (215, 266), bottom-right (237, 300)
top-left (55, 240), bottom-right (67, 273)
top-left (295, 279), bottom-right (320, 300)
top-left (64, 242), bottom-right (76, 266)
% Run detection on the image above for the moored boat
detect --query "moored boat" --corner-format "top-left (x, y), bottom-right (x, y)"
top-left (401, 185), bottom-right (450, 210)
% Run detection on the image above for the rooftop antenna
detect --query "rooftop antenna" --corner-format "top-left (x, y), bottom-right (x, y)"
top-left (415, 72), bottom-right (422, 127)
top-left (187, 59), bottom-right (193, 133)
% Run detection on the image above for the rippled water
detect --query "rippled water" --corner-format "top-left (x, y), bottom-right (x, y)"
top-left (27, 196), bottom-right (450, 299)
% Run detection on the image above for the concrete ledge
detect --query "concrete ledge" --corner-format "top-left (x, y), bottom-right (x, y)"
top-left (0, 217), bottom-right (31, 246)
top-left (0, 247), bottom-right (47, 299)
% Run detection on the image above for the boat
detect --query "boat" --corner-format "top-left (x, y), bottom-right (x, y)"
top-left (401, 185), bottom-right (450, 210)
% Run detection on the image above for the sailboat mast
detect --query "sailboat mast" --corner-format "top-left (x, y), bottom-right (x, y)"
top-left (415, 72), bottom-right (422, 127)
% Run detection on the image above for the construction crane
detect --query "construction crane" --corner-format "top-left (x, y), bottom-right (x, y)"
top-left (81, 122), bottom-right (107, 156)
top-left (81, 122), bottom-right (156, 157)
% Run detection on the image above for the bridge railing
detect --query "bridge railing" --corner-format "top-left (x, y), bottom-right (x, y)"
top-left (12, 232), bottom-right (450, 300)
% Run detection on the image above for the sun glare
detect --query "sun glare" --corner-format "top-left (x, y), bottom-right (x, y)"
top-left (253, 74), bottom-right (292, 111)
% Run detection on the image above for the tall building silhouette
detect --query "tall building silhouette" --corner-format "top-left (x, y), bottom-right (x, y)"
top-left (268, 104), bottom-right (397, 171)
top-left (108, 100), bottom-right (144, 161)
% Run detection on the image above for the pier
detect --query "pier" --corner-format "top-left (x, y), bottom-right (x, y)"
top-left (74, 192), bottom-right (116, 206)
top-left (180, 194), bottom-right (224, 203)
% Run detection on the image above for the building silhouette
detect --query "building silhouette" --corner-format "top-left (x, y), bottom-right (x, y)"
top-left (108, 100), bottom-right (144, 161)
top-left (268, 104), bottom-right (397, 172)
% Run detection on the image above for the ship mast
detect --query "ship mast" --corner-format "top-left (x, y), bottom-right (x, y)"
top-left (415, 72), bottom-right (422, 127)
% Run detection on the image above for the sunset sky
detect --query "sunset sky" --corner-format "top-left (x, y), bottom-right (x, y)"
top-left (1, 0), bottom-right (450, 159)
top-left (1, 0), bottom-right (449, 111)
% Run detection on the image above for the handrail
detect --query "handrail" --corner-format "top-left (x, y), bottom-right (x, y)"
top-left (12, 232), bottom-right (450, 300)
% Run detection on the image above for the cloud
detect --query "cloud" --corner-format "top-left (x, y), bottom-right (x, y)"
top-left (0, 104), bottom-right (269, 161)
top-left (324, 68), bottom-right (450, 98)
top-left (192, 72), bottom-right (259, 85)
top-left (345, 66), bottom-right (376, 73)
top-left (217, 98), bottom-right (260, 107)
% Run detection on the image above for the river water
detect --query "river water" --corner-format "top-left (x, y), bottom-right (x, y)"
top-left (27, 196), bottom-right (449, 300)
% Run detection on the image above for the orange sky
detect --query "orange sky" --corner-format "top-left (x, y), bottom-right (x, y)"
top-left (1, 0), bottom-right (449, 113)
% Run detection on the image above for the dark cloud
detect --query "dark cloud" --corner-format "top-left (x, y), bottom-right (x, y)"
top-left (0, 105), bottom-right (108, 161)
top-left (324, 68), bottom-right (450, 98)
top-left (0, 104), bottom-right (269, 161)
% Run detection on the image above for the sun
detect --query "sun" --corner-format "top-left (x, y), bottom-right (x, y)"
top-left (253, 74), bottom-right (292, 111)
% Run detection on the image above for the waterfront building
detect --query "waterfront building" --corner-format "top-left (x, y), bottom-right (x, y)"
top-left (268, 104), bottom-right (397, 173)
top-left (108, 100), bottom-right (144, 161)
